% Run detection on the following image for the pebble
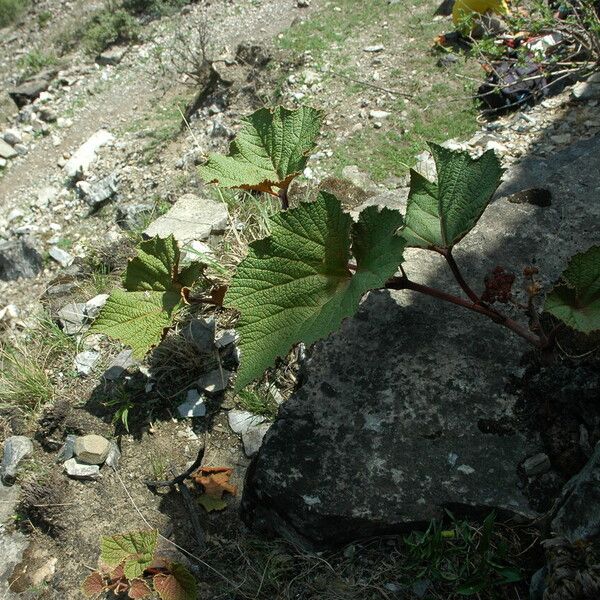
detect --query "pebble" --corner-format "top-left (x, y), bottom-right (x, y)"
top-left (63, 458), bottom-right (100, 480)
top-left (57, 302), bottom-right (88, 335)
top-left (74, 434), bottom-right (110, 465)
top-left (1, 436), bottom-right (33, 485)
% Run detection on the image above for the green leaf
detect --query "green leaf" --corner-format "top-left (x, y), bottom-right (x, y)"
top-left (402, 143), bottom-right (503, 250)
top-left (226, 192), bottom-right (405, 389)
top-left (153, 563), bottom-right (197, 600)
top-left (545, 245), bottom-right (600, 333)
top-left (100, 530), bottom-right (158, 580)
top-left (199, 106), bottom-right (323, 195)
top-left (92, 236), bottom-right (204, 357)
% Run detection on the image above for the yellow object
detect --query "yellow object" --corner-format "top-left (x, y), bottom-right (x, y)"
top-left (452, 0), bottom-right (509, 24)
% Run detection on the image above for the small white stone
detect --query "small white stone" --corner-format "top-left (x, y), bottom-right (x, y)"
top-left (48, 246), bottom-right (74, 267)
top-left (363, 44), bottom-right (384, 53)
top-left (63, 458), bottom-right (100, 479)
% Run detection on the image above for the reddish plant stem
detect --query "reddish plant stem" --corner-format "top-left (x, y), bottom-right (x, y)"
top-left (439, 249), bottom-right (482, 305)
top-left (385, 276), bottom-right (546, 348)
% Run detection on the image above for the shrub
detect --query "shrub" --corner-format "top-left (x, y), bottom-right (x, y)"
top-left (82, 9), bottom-right (139, 55)
top-left (0, 0), bottom-right (29, 27)
top-left (123, 0), bottom-right (191, 17)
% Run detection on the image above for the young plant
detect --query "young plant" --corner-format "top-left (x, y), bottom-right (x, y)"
top-left (92, 106), bottom-right (600, 392)
top-left (82, 529), bottom-right (197, 600)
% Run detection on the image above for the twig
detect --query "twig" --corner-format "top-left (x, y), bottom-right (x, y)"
top-left (176, 480), bottom-right (206, 549)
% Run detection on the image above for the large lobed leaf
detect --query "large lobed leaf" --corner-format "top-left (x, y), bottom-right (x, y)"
top-left (545, 245), bottom-right (600, 334)
top-left (401, 143), bottom-right (503, 250)
top-left (100, 529), bottom-right (158, 580)
top-left (91, 236), bottom-right (204, 357)
top-left (199, 106), bottom-right (323, 195)
top-left (226, 192), bottom-right (405, 389)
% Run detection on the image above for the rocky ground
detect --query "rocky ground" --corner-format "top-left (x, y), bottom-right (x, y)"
top-left (0, 0), bottom-right (599, 599)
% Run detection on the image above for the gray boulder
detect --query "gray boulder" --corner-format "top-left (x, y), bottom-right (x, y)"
top-left (0, 238), bottom-right (43, 281)
top-left (143, 193), bottom-right (228, 243)
top-left (241, 136), bottom-right (600, 545)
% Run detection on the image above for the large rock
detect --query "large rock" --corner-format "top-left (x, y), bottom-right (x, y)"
top-left (143, 193), bottom-right (228, 243)
top-left (0, 238), bottom-right (43, 281)
top-left (9, 78), bottom-right (50, 108)
top-left (242, 136), bottom-right (600, 545)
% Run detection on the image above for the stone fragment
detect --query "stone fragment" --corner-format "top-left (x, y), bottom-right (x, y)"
top-left (197, 369), bottom-right (232, 393)
top-left (56, 435), bottom-right (77, 463)
top-left (38, 107), bottom-right (58, 123)
top-left (103, 350), bottom-right (137, 381)
top-left (105, 442), bottom-right (121, 469)
top-left (12, 143), bottom-right (28, 155)
top-left (63, 129), bottom-right (114, 178)
top-left (228, 410), bottom-right (266, 435)
top-left (183, 318), bottom-right (215, 353)
top-left (242, 423), bottom-right (270, 458)
top-left (48, 246), bottom-right (74, 268)
top-left (0, 238), bottom-right (43, 281)
top-left (96, 46), bottom-right (128, 66)
top-left (0, 139), bottom-right (17, 159)
top-left (522, 453), bottom-right (551, 477)
top-left (1, 437), bottom-right (33, 485)
top-left (143, 194), bottom-right (228, 243)
top-left (82, 173), bottom-right (118, 209)
top-left (228, 410), bottom-right (270, 457)
top-left (57, 302), bottom-right (88, 335)
top-left (74, 435), bottom-right (110, 465)
top-left (63, 458), bottom-right (100, 480)
top-left (215, 329), bottom-right (238, 349)
top-left (74, 351), bottom-right (100, 376)
top-left (177, 389), bottom-right (207, 418)
top-left (550, 443), bottom-right (600, 541)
